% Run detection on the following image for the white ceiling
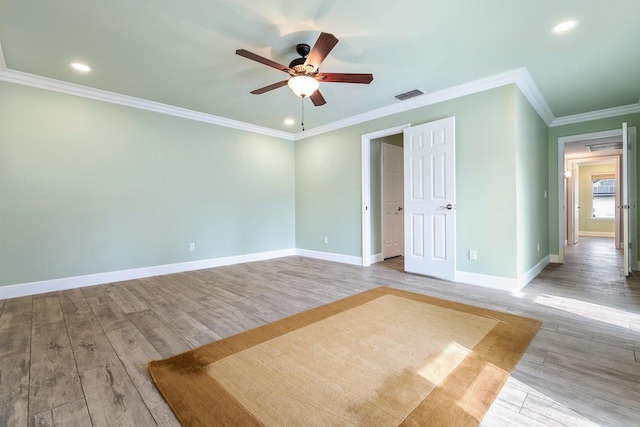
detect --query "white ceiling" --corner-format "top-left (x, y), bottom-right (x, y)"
top-left (1, 0), bottom-right (639, 133)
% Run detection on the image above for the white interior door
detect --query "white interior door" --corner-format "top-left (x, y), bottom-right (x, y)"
top-left (573, 163), bottom-right (580, 245)
top-left (382, 144), bottom-right (404, 259)
top-left (403, 117), bottom-right (456, 280)
top-left (622, 122), bottom-right (631, 276)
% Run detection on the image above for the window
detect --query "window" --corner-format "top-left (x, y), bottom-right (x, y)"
top-left (591, 173), bottom-right (615, 219)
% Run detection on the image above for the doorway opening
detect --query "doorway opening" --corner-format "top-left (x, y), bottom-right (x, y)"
top-left (558, 126), bottom-right (637, 273)
top-left (361, 124), bottom-right (409, 267)
top-left (361, 117), bottom-right (456, 283)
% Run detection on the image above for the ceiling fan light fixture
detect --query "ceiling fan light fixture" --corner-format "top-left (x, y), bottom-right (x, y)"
top-left (287, 75), bottom-right (319, 98)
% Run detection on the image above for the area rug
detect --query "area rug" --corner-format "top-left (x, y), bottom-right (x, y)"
top-left (149, 287), bottom-right (540, 426)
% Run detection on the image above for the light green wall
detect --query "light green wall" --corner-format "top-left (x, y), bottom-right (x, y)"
top-left (0, 82), bottom-right (295, 286)
top-left (515, 88), bottom-right (550, 275)
top-left (548, 113), bottom-right (640, 256)
top-left (578, 164), bottom-right (616, 233)
top-left (296, 85), bottom-right (522, 278)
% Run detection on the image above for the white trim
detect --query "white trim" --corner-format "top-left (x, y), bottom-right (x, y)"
top-left (454, 271), bottom-right (521, 292)
top-left (558, 129), bottom-right (622, 144)
top-left (557, 128), bottom-right (625, 264)
top-left (0, 249), bottom-right (296, 300)
top-left (578, 231), bottom-right (615, 237)
top-left (361, 124), bottom-right (410, 266)
top-left (455, 255), bottom-right (550, 293)
top-left (518, 255), bottom-right (551, 288)
top-left (295, 249), bottom-right (362, 266)
top-left (0, 69), bottom-right (294, 141)
top-left (513, 69), bottom-right (555, 125)
top-left (371, 253), bottom-right (384, 264)
top-left (552, 102), bottom-right (640, 127)
top-left (2, 63), bottom-right (639, 141)
top-left (296, 68), bottom-right (554, 140)
top-left (550, 254), bottom-right (561, 263)
top-left (0, 249), bottom-right (551, 298)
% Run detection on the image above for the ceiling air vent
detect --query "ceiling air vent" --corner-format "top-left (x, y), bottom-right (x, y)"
top-left (586, 142), bottom-right (622, 152)
top-left (394, 89), bottom-right (424, 101)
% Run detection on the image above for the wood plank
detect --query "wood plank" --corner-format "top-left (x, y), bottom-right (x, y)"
top-left (52, 399), bottom-right (92, 426)
top-left (58, 288), bottom-right (92, 316)
top-left (29, 320), bottom-right (82, 414)
top-left (126, 310), bottom-right (192, 358)
top-left (138, 294), bottom-right (221, 347)
top-left (29, 410), bottom-right (53, 427)
top-left (530, 328), bottom-right (636, 364)
top-left (32, 295), bottom-right (63, 325)
top-left (105, 283), bottom-right (149, 314)
top-left (544, 351), bottom-right (640, 394)
top-left (64, 312), bottom-right (122, 373)
top-left (0, 353), bottom-right (30, 426)
top-left (515, 360), bottom-right (640, 426)
top-left (105, 325), bottom-right (165, 409)
top-left (80, 363), bottom-right (156, 426)
top-left (519, 392), bottom-right (602, 427)
top-left (85, 295), bottom-right (131, 332)
top-left (0, 324), bottom-right (31, 358)
top-left (150, 403), bottom-right (181, 427)
top-left (0, 296), bottom-right (32, 330)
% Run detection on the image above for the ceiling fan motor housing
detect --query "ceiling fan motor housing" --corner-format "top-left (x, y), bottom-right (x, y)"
top-left (289, 44), bottom-right (311, 72)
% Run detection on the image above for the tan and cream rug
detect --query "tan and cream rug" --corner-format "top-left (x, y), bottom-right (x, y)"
top-left (149, 287), bottom-right (540, 426)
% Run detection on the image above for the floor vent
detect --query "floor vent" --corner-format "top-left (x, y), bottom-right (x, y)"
top-left (394, 89), bottom-right (424, 101)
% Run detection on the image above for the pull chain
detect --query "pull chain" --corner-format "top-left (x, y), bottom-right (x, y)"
top-left (301, 95), bottom-right (305, 131)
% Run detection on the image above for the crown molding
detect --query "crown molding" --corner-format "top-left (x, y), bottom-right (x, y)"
top-left (294, 67), bottom-right (555, 140)
top-left (513, 68), bottom-right (555, 125)
top-left (4, 62), bottom-right (638, 140)
top-left (0, 68), bottom-right (295, 140)
top-left (551, 102), bottom-right (640, 127)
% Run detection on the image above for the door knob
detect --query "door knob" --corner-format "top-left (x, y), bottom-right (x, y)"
top-left (398, 207), bottom-right (403, 211)
top-left (439, 204), bottom-right (454, 210)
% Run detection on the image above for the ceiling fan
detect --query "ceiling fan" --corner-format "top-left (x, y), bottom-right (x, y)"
top-left (236, 32), bottom-right (373, 106)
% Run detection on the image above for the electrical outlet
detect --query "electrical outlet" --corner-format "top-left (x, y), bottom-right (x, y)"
top-left (469, 250), bottom-right (477, 260)
top-left (323, 236), bottom-right (329, 244)
top-left (189, 243), bottom-right (195, 252)
top-left (537, 242), bottom-right (540, 252)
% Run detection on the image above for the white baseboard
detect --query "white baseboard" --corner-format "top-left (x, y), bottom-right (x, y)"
top-left (578, 231), bottom-right (615, 237)
top-left (0, 248), bottom-right (296, 300)
top-left (371, 253), bottom-right (384, 264)
top-left (550, 254), bottom-right (561, 263)
top-left (455, 255), bottom-right (550, 293)
top-left (295, 249), bottom-right (363, 266)
top-left (0, 248), bottom-right (551, 299)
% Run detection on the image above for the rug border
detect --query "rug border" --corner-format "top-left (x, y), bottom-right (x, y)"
top-left (149, 286), bottom-right (541, 426)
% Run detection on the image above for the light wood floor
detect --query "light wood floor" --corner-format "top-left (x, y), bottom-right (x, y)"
top-left (1, 237), bottom-right (639, 426)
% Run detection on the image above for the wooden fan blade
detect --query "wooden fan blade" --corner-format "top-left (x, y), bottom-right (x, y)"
top-left (250, 80), bottom-right (289, 94)
top-left (320, 73), bottom-right (374, 84)
top-left (310, 90), bottom-right (326, 106)
top-left (304, 32), bottom-right (339, 71)
top-left (236, 49), bottom-right (291, 73)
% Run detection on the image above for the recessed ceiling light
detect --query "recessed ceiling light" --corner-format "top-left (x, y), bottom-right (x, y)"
top-left (284, 118), bottom-right (295, 126)
top-left (552, 20), bottom-right (577, 33)
top-left (70, 62), bottom-right (92, 73)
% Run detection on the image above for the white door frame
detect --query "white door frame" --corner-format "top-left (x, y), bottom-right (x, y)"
top-left (361, 124), bottom-right (411, 266)
top-left (557, 128), bottom-right (636, 264)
